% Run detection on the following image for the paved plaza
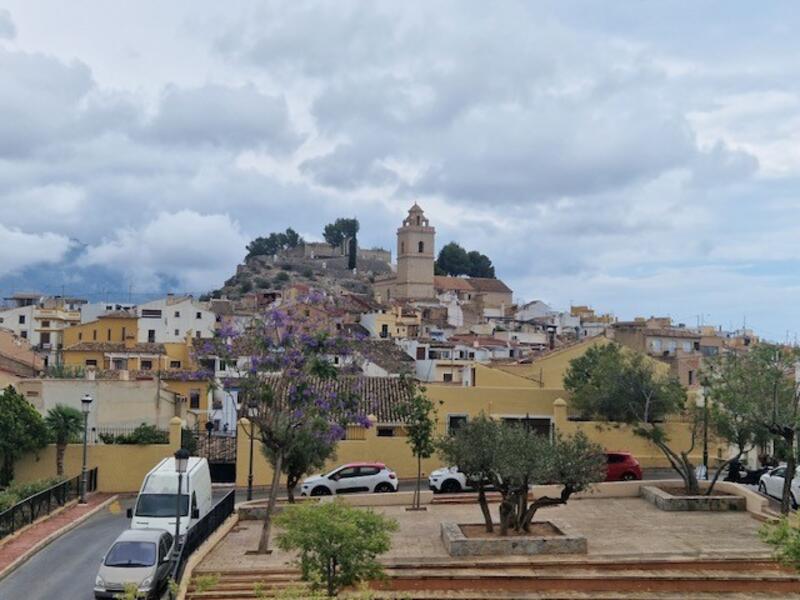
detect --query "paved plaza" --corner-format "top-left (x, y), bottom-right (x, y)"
top-left (199, 496), bottom-right (772, 571)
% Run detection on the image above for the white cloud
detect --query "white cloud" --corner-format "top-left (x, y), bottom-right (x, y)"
top-left (84, 210), bottom-right (249, 292)
top-left (0, 9), bottom-right (15, 39)
top-left (0, 224), bottom-right (71, 277)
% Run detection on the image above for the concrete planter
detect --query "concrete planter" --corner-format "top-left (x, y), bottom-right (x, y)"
top-left (440, 521), bottom-right (587, 556)
top-left (640, 485), bottom-right (746, 512)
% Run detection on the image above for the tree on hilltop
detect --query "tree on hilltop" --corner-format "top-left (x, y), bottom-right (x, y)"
top-left (323, 218), bottom-right (359, 249)
top-left (246, 228), bottom-right (304, 258)
top-left (435, 242), bottom-right (495, 278)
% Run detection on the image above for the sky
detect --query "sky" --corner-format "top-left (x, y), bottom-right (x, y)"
top-left (0, 1), bottom-right (799, 341)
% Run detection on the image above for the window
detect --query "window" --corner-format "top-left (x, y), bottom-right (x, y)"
top-left (688, 370), bottom-right (695, 386)
top-left (607, 453), bottom-right (625, 464)
top-left (148, 330), bottom-right (156, 343)
top-left (682, 341), bottom-right (692, 353)
top-left (18, 315), bottom-right (25, 324)
top-left (358, 466), bottom-right (380, 476)
top-left (189, 390), bottom-right (200, 409)
top-left (78, 332), bottom-right (83, 341)
top-left (92, 330), bottom-right (97, 341)
top-left (380, 324), bottom-right (389, 338)
top-left (141, 309), bottom-right (162, 318)
top-left (377, 427), bottom-right (394, 437)
top-left (85, 359), bottom-right (97, 367)
top-left (41, 320), bottom-right (50, 328)
top-left (20, 331), bottom-right (27, 339)
top-left (106, 329), bottom-right (111, 341)
top-left (174, 329), bottom-right (180, 336)
top-left (416, 215), bottom-right (421, 225)
top-left (174, 311), bottom-right (180, 318)
top-left (112, 358), bottom-right (127, 370)
top-left (195, 331), bottom-right (201, 338)
top-left (447, 415), bottom-right (468, 434)
top-left (400, 241), bottom-right (405, 254)
top-left (196, 312), bottom-right (202, 319)
top-left (121, 327), bottom-right (126, 340)
top-left (170, 360), bottom-right (181, 369)
top-left (332, 467), bottom-right (358, 480)
top-left (418, 241), bottom-right (424, 253)
top-left (141, 359), bottom-right (153, 370)
top-left (443, 373), bottom-right (453, 383)
top-left (40, 332), bottom-right (51, 344)
top-left (26, 390), bottom-right (39, 397)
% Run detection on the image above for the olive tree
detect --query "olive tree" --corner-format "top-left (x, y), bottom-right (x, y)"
top-left (439, 415), bottom-right (605, 535)
top-left (564, 343), bottom-right (701, 493)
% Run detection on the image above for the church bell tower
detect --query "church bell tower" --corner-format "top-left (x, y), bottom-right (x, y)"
top-left (395, 203), bottom-right (435, 299)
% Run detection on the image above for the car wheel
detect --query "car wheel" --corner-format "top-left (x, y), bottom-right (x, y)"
top-left (758, 482), bottom-right (768, 496)
top-left (441, 479), bottom-right (462, 494)
top-left (310, 486), bottom-right (332, 496)
top-left (374, 482), bottom-right (393, 493)
top-left (621, 472), bottom-right (638, 481)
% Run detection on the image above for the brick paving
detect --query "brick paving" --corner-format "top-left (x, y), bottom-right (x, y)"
top-left (199, 496), bottom-right (773, 571)
top-left (0, 493), bottom-right (113, 574)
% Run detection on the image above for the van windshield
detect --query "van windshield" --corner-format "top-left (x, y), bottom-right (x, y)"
top-left (105, 541), bottom-right (156, 567)
top-left (135, 493), bottom-right (189, 517)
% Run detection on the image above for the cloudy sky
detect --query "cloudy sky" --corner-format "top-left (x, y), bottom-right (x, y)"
top-left (0, 2), bottom-right (798, 341)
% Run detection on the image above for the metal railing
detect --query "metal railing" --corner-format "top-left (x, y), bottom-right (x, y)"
top-left (170, 490), bottom-right (235, 587)
top-left (93, 425), bottom-right (170, 444)
top-left (0, 467), bottom-right (98, 541)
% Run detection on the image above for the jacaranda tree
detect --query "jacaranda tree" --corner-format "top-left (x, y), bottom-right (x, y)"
top-left (199, 302), bottom-right (369, 553)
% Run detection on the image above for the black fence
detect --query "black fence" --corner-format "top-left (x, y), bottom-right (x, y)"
top-left (0, 467), bottom-right (99, 541)
top-left (170, 490), bottom-right (235, 588)
top-left (92, 425), bottom-right (170, 444)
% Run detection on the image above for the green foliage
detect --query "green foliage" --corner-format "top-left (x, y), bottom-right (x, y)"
top-left (398, 384), bottom-right (437, 461)
top-left (194, 573), bottom-right (220, 592)
top-left (435, 242), bottom-right (495, 278)
top-left (240, 280), bottom-right (253, 294)
top-left (761, 516), bottom-right (800, 571)
top-left (114, 582), bottom-right (144, 599)
top-left (438, 415), bottom-right (605, 534)
top-left (0, 386), bottom-right (49, 486)
top-left (275, 501), bottom-right (398, 596)
top-left (274, 271), bottom-right (291, 284)
top-left (262, 418), bottom-right (337, 503)
top-left (301, 267), bottom-right (315, 279)
top-left (323, 218), bottom-right (360, 248)
top-left (98, 424), bottom-right (169, 445)
top-left (0, 477), bottom-right (65, 511)
top-left (246, 228), bottom-right (304, 258)
top-left (564, 343), bottom-right (699, 492)
top-left (45, 404), bottom-right (84, 445)
top-left (269, 584), bottom-right (327, 599)
top-left (45, 364), bottom-right (86, 379)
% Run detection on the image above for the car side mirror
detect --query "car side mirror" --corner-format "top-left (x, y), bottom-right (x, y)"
top-left (126, 508), bottom-right (133, 518)
top-left (191, 508), bottom-right (200, 519)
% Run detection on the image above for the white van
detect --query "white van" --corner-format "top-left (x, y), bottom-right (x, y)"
top-left (128, 457), bottom-right (213, 536)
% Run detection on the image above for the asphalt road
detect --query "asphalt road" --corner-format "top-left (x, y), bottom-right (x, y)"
top-left (0, 496), bottom-right (134, 600)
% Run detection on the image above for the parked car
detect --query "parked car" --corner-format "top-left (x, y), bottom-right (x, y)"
top-left (605, 451), bottom-right (642, 482)
top-left (758, 465), bottom-right (800, 509)
top-left (428, 466), bottom-right (470, 493)
top-left (94, 529), bottom-right (173, 599)
top-left (300, 462), bottom-right (398, 496)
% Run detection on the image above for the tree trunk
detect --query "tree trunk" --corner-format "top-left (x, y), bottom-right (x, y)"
top-left (257, 451), bottom-right (283, 554)
top-left (680, 452), bottom-right (699, 494)
top-left (414, 454), bottom-right (422, 510)
top-left (56, 443), bottom-right (66, 477)
top-left (477, 486), bottom-right (493, 533)
top-left (286, 474), bottom-right (297, 504)
top-left (1, 454), bottom-right (14, 487)
top-left (781, 432), bottom-right (796, 515)
top-left (706, 452), bottom-right (742, 496)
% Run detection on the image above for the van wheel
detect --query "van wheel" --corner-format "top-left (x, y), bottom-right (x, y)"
top-left (375, 482), bottom-right (393, 493)
top-left (310, 486), bottom-right (331, 496)
top-left (441, 479), bottom-right (462, 493)
top-left (621, 472), bottom-right (637, 481)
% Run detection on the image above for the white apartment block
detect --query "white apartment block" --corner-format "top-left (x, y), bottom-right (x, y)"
top-left (136, 296), bottom-right (216, 343)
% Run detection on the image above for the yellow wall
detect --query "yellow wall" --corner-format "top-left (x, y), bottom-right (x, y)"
top-left (63, 350), bottom-right (106, 368)
top-left (63, 317), bottom-right (138, 347)
top-left (13, 418), bottom-right (183, 493)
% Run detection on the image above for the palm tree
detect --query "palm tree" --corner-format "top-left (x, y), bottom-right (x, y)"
top-left (45, 404), bottom-right (85, 476)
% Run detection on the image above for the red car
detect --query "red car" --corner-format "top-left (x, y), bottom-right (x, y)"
top-left (605, 451), bottom-right (642, 481)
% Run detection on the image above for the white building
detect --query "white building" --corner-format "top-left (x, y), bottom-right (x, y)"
top-left (80, 302), bottom-right (137, 323)
top-left (136, 296), bottom-right (216, 343)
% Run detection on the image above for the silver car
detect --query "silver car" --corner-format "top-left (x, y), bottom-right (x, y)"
top-left (94, 529), bottom-right (174, 599)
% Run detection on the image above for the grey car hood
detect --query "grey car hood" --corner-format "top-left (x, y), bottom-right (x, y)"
top-left (98, 564), bottom-right (154, 588)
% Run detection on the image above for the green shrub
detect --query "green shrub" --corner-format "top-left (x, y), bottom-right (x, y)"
top-left (761, 516), bottom-right (800, 571)
top-left (275, 501), bottom-right (397, 596)
top-left (274, 271), bottom-right (291, 283)
top-left (239, 280), bottom-right (253, 294)
top-left (98, 424), bottom-right (169, 445)
top-left (0, 477), bottom-right (65, 511)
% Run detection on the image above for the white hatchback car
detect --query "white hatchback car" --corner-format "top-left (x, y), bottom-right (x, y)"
top-left (428, 466), bottom-right (470, 493)
top-left (300, 462), bottom-right (398, 496)
top-left (758, 465), bottom-right (800, 509)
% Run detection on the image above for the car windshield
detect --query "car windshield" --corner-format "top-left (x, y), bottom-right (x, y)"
top-left (135, 493), bottom-right (189, 517)
top-left (105, 541), bottom-right (156, 567)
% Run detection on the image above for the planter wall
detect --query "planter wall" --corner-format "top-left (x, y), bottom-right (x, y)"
top-left (640, 485), bottom-right (746, 512)
top-left (440, 521), bottom-right (587, 556)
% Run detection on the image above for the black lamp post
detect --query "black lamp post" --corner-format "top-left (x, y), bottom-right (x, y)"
top-left (79, 393), bottom-right (93, 504)
top-left (246, 399), bottom-right (258, 502)
top-left (173, 447), bottom-right (190, 558)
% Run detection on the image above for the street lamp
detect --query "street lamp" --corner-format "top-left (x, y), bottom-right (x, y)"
top-left (79, 393), bottom-right (93, 504)
top-left (246, 399), bottom-right (258, 502)
top-left (173, 447), bottom-right (190, 557)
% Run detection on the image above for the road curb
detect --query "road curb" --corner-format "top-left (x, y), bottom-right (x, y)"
top-left (0, 494), bottom-right (119, 583)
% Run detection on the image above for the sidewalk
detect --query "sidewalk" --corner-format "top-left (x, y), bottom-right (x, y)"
top-left (0, 493), bottom-right (114, 576)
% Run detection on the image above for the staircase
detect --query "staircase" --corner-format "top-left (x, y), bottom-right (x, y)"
top-left (185, 558), bottom-right (800, 599)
